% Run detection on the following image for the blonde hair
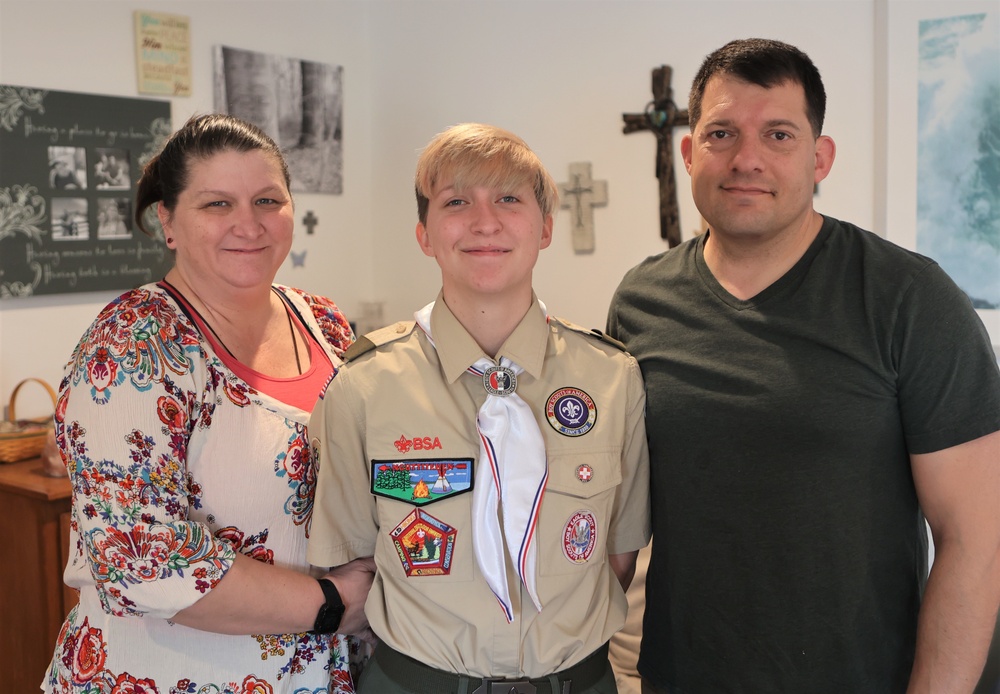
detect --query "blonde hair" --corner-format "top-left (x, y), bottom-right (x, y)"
top-left (414, 123), bottom-right (559, 224)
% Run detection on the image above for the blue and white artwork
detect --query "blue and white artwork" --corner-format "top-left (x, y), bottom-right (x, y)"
top-left (917, 12), bottom-right (1000, 309)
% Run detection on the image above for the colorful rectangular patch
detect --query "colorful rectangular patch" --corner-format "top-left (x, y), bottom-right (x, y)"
top-left (390, 508), bottom-right (457, 576)
top-left (371, 458), bottom-right (473, 506)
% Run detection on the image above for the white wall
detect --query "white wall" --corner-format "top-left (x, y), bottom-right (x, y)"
top-left (367, 0), bottom-right (875, 328)
top-left (0, 0), bottom-right (875, 417)
top-left (0, 0), bottom-right (377, 417)
top-left (366, 0), bottom-right (876, 328)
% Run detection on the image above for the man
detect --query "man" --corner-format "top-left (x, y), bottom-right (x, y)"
top-left (310, 123), bottom-right (650, 693)
top-left (607, 38), bottom-right (1000, 693)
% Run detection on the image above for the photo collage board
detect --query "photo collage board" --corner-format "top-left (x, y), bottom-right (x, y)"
top-left (0, 85), bottom-right (172, 299)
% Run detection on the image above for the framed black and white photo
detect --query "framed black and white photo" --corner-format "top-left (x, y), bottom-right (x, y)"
top-left (214, 45), bottom-right (344, 195)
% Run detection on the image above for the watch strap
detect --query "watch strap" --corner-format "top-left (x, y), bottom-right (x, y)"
top-left (312, 577), bottom-right (345, 634)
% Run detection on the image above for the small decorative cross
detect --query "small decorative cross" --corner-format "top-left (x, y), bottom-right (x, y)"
top-left (622, 65), bottom-right (689, 247)
top-left (302, 210), bottom-right (319, 235)
top-left (558, 162), bottom-right (608, 254)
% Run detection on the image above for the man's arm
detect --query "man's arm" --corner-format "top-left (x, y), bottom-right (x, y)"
top-left (908, 429), bottom-right (1000, 693)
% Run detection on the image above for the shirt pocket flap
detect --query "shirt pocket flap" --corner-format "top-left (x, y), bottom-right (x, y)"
top-left (545, 449), bottom-right (621, 499)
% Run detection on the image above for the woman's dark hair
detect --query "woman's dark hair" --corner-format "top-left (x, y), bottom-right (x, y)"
top-left (134, 113), bottom-right (290, 235)
top-left (688, 38), bottom-right (827, 138)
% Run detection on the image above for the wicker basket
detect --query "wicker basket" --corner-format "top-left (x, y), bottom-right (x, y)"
top-left (0, 378), bottom-right (57, 464)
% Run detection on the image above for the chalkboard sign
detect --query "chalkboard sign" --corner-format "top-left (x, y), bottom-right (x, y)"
top-left (0, 85), bottom-right (172, 299)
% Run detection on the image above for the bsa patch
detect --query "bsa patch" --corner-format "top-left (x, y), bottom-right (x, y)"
top-left (546, 387), bottom-right (597, 437)
top-left (576, 464), bottom-right (593, 482)
top-left (371, 458), bottom-right (473, 506)
top-left (483, 365), bottom-right (517, 397)
top-left (393, 435), bottom-right (444, 453)
top-left (562, 510), bottom-right (598, 564)
top-left (390, 508), bottom-right (457, 576)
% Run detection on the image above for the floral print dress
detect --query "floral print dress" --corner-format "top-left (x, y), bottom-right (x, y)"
top-left (43, 283), bottom-right (358, 694)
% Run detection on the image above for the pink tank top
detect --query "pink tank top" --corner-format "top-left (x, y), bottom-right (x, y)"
top-left (159, 282), bottom-right (334, 413)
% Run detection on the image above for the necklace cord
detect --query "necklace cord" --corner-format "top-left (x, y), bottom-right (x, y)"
top-left (159, 280), bottom-right (302, 375)
top-left (285, 300), bottom-right (303, 374)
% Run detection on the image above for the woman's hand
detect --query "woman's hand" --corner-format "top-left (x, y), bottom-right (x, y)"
top-left (323, 556), bottom-right (376, 636)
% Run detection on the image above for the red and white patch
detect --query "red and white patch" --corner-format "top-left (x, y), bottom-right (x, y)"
top-left (576, 464), bottom-right (593, 482)
top-left (562, 510), bottom-right (597, 564)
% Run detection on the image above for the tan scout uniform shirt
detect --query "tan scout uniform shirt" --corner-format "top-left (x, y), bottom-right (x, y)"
top-left (308, 297), bottom-right (650, 678)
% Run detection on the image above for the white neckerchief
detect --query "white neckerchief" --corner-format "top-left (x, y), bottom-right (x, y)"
top-left (414, 301), bottom-right (547, 622)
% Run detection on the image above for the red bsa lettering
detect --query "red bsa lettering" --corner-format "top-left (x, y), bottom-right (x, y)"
top-left (413, 437), bottom-right (443, 450)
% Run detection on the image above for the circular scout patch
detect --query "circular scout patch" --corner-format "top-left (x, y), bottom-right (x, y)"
top-left (562, 510), bottom-right (598, 564)
top-left (576, 464), bottom-right (594, 482)
top-left (546, 387), bottom-right (597, 436)
top-left (483, 365), bottom-right (517, 397)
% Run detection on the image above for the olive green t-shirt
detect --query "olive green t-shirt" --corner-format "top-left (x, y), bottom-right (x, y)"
top-left (608, 216), bottom-right (1000, 693)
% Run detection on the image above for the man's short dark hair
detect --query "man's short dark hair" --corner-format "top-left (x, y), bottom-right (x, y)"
top-left (688, 38), bottom-right (826, 138)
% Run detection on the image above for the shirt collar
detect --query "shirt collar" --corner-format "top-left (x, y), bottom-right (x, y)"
top-left (430, 291), bottom-right (549, 384)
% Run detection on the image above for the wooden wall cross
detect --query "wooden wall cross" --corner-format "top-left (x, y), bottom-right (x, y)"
top-left (622, 65), bottom-right (689, 247)
top-left (558, 162), bottom-right (608, 254)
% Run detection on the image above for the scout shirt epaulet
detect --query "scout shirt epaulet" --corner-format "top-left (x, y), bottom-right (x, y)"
top-left (342, 321), bottom-right (417, 363)
top-left (548, 316), bottom-right (626, 352)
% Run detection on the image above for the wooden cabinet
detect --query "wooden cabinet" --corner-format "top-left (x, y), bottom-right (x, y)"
top-left (0, 458), bottom-right (74, 691)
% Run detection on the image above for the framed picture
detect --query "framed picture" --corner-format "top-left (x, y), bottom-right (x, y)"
top-left (134, 11), bottom-right (192, 97)
top-left (0, 85), bottom-right (172, 298)
top-left (884, 0), bottom-right (1000, 355)
top-left (213, 45), bottom-right (343, 195)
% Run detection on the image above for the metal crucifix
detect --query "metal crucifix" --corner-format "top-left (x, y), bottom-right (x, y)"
top-left (622, 65), bottom-right (689, 248)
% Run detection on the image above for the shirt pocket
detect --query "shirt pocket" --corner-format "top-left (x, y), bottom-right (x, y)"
top-left (538, 449), bottom-right (621, 577)
top-left (375, 493), bottom-right (475, 584)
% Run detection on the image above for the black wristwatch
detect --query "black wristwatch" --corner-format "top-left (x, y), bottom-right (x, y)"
top-left (312, 578), bottom-right (345, 634)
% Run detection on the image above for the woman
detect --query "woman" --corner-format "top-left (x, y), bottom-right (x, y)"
top-left (44, 114), bottom-right (373, 693)
top-left (50, 157), bottom-right (83, 190)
